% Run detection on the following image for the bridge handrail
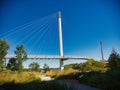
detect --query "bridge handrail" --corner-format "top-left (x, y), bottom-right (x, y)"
top-left (5, 54), bottom-right (91, 60)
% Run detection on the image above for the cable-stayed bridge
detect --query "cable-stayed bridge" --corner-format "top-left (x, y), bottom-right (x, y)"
top-left (2, 11), bottom-right (91, 70)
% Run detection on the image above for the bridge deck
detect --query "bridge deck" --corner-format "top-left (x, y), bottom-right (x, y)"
top-left (5, 55), bottom-right (90, 60)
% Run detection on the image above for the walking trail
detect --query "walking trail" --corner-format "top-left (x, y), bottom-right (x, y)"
top-left (59, 79), bottom-right (101, 90)
top-left (40, 76), bottom-right (100, 90)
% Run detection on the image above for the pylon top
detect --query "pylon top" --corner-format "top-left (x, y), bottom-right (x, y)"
top-left (58, 11), bottom-right (61, 18)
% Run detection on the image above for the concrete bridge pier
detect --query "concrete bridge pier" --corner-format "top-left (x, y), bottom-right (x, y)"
top-left (60, 59), bottom-right (64, 70)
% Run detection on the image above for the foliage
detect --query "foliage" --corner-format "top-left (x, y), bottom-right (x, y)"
top-left (0, 39), bottom-right (10, 70)
top-left (108, 49), bottom-right (120, 69)
top-left (29, 62), bottom-right (40, 71)
top-left (43, 63), bottom-right (50, 73)
top-left (7, 58), bottom-right (18, 71)
top-left (14, 45), bottom-right (27, 72)
top-left (107, 68), bottom-right (120, 80)
top-left (72, 63), bottom-right (81, 70)
top-left (80, 68), bottom-right (120, 90)
top-left (64, 64), bottom-right (73, 70)
top-left (84, 59), bottom-right (106, 71)
top-left (80, 51), bottom-right (120, 89)
top-left (80, 71), bottom-right (106, 87)
top-left (71, 59), bottom-right (107, 72)
top-left (1, 80), bottom-right (74, 90)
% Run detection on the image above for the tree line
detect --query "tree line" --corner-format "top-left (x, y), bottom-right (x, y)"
top-left (64, 49), bottom-right (120, 72)
top-left (0, 38), bottom-right (50, 72)
top-left (1, 38), bottom-right (120, 72)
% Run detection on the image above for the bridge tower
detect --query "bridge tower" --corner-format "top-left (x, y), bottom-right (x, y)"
top-left (58, 11), bottom-right (64, 70)
top-left (100, 41), bottom-right (104, 61)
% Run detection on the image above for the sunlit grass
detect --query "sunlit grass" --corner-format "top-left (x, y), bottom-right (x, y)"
top-left (0, 70), bottom-right (41, 85)
top-left (0, 70), bottom-right (75, 90)
top-left (0, 69), bottom-right (79, 85)
top-left (45, 68), bottom-right (79, 78)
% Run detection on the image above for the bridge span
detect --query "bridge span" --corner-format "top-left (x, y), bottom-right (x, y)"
top-left (5, 55), bottom-right (91, 60)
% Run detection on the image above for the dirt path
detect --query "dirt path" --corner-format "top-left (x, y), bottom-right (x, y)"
top-left (58, 80), bottom-right (101, 90)
top-left (40, 75), bottom-right (54, 81)
top-left (39, 75), bottom-right (100, 90)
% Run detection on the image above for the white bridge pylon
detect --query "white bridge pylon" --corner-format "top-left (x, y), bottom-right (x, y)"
top-left (5, 55), bottom-right (90, 60)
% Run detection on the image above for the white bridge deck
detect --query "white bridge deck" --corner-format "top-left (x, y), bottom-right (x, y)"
top-left (5, 55), bottom-right (90, 60)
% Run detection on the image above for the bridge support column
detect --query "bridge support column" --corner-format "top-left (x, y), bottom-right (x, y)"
top-left (60, 59), bottom-right (64, 70)
top-left (58, 11), bottom-right (64, 70)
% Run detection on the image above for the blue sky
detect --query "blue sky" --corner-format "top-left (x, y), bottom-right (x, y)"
top-left (0, 0), bottom-right (120, 68)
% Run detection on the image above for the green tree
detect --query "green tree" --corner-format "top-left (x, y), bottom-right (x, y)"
top-left (7, 58), bottom-right (18, 71)
top-left (0, 39), bottom-right (10, 70)
top-left (108, 49), bottom-right (120, 69)
top-left (29, 62), bottom-right (40, 71)
top-left (71, 59), bottom-right (107, 72)
top-left (73, 63), bottom-right (81, 70)
top-left (64, 64), bottom-right (73, 70)
top-left (14, 45), bottom-right (27, 72)
top-left (43, 63), bottom-right (50, 73)
top-left (85, 59), bottom-right (106, 71)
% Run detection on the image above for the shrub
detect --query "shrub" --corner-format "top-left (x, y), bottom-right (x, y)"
top-left (1, 81), bottom-right (75, 90)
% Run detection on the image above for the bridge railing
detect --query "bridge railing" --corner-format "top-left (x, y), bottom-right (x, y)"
top-left (5, 55), bottom-right (91, 60)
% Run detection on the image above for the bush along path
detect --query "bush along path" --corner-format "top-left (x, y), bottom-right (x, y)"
top-left (79, 70), bottom-right (120, 90)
